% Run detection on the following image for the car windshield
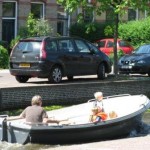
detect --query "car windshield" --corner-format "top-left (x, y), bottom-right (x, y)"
top-left (136, 45), bottom-right (150, 54)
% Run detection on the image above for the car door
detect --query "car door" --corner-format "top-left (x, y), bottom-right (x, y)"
top-left (74, 39), bottom-right (100, 75)
top-left (57, 39), bottom-right (79, 75)
top-left (105, 40), bottom-right (114, 55)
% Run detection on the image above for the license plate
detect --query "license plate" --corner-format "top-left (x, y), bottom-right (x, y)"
top-left (121, 65), bottom-right (132, 69)
top-left (19, 63), bottom-right (30, 68)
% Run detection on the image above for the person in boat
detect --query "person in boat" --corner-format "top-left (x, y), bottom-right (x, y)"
top-left (89, 106), bottom-right (108, 123)
top-left (7, 95), bottom-right (61, 124)
top-left (93, 92), bottom-right (104, 112)
top-left (89, 92), bottom-right (108, 122)
top-left (93, 92), bottom-right (118, 120)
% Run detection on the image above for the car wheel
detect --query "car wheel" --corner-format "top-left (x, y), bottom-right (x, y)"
top-left (15, 76), bottom-right (29, 83)
top-left (67, 76), bottom-right (73, 81)
top-left (97, 63), bottom-right (106, 80)
top-left (148, 72), bottom-right (150, 77)
top-left (48, 66), bottom-right (62, 83)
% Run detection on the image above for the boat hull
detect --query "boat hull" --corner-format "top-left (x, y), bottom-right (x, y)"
top-left (28, 114), bottom-right (143, 144)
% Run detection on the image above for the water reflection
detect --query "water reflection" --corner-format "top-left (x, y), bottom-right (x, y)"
top-left (0, 142), bottom-right (60, 150)
top-left (0, 113), bottom-right (150, 150)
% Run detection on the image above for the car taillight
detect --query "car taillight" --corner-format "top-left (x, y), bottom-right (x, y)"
top-left (40, 41), bottom-right (47, 59)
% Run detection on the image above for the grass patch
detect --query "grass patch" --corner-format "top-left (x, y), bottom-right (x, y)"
top-left (147, 109), bottom-right (150, 112)
top-left (44, 105), bottom-right (65, 111)
top-left (0, 105), bottom-right (65, 116)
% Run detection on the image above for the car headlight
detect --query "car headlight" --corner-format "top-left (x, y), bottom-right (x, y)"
top-left (137, 60), bottom-right (146, 64)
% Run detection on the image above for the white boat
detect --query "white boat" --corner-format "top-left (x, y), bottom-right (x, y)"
top-left (0, 94), bottom-right (150, 144)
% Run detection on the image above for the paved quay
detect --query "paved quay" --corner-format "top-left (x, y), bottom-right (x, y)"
top-left (0, 69), bottom-right (150, 88)
top-left (0, 69), bottom-right (102, 88)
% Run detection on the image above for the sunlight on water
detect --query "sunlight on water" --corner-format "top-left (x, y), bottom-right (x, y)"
top-left (0, 142), bottom-right (61, 150)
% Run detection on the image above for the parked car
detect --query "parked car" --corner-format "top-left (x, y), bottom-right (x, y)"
top-left (95, 38), bottom-right (134, 56)
top-left (118, 44), bottom-right (150, 76)
top-left (9, 36), bottom-right (112, 83)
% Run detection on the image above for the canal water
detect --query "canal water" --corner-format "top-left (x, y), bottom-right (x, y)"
top-left (0, 113), bottom-right (150, 150)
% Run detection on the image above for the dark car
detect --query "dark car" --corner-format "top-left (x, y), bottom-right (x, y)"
top-left (95, 38), bottom-right (134, 56)
top-left (118, 44), bottom-right (150, 76)
top-left (9, 36), bottom-right (112, 83)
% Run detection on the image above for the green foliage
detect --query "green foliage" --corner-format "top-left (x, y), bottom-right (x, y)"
top-left (119, 17), bottom-right (150, 47)
top-left (18, 26), bottom-right (28, 38)
top-left (44, 105), bottom-right (64, 111)
top-left (27, 13), bottom-right (37, 36)
top-left (70, 22), bottom-right (111, 42)
top-left (10, 13), bottom-right (54, 48)
top-left (26, 13), bottom-right (53, 37)
top-left (10, 36), bottom-right (21, 49)
top-left (0, 41), bottom-right (9, 49)
top-left (0, 45), bottom-right (9, 69)
top-left (109, 49), bottom-right (124, 63)
top-left (104, 25), bottom-right (114, 37)
top-left (0, 109), bottom-right (23, 116)
top-left (35, 18), bottom-right (53, 36)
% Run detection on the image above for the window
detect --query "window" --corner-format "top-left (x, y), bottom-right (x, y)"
top-left (2, 2), bottom-right (16, 17)
top-left (87, 42), bottom-right (99, 54)
top-left (2, 1), bottom-right (17, 43)
top-left (57, 5), bottom-right (68, 36)
top-left (106, 41), bottom-right (114, 48)
top-left (98, 41), bottom-right (105, 47)
top-left (45, 40), bottom-right (57, 52)
top-left (106, 8), bottom-right (115, 21)
top-left (58, 40), bottom-right (75, 52)
top-left (14, 41), bottom-right (41, 53)
top-left (31, 3), bottom-right (44, 19)
top-left (119, 40), bottom-right (130, 47)
top-left (128, 9), bottom-right (136, 21)
top-left (75, 40), bottom-right (90, 53)
top-left (83, 9), bottom-right (93, 23)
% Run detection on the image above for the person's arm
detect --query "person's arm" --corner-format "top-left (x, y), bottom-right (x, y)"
top-left (43, 117), bottom-right (60, 124)
top-left (7, 114), bottom-right (24, 121)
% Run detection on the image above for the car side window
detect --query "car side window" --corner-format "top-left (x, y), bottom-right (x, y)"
top-left (107, 41), bottom-right (113, 47)
top-left (98, 41), bottom-right (105, 47)
top-left (45, 39), bottom-right (57, 52)
top-left (119, 40), bottom-right (130, 47)
top-left (87, 42), bottom-right (98, 53)
top-left (75, 40), bottom-right (90, 53)
top-left (58, 40), bottom-right (75, 52)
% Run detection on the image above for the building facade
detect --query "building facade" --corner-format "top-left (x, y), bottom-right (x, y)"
top-left (0, 0), bottom-right (72, 44)
top-left (0, 0), bottom-right (148, 45)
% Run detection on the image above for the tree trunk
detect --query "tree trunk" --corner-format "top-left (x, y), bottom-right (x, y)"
top-left (113, 13), bottom-right (119, 75)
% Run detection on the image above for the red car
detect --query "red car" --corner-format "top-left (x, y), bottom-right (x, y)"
top-left (96, 38), bottom-right (134, 56)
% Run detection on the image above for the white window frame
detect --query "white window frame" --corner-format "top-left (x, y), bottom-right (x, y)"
top-left (2, 0), bottom-right (18, 38)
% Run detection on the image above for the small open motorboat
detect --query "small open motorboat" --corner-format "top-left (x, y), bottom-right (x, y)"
top-left (0, 94), bottom-right (150, 145)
